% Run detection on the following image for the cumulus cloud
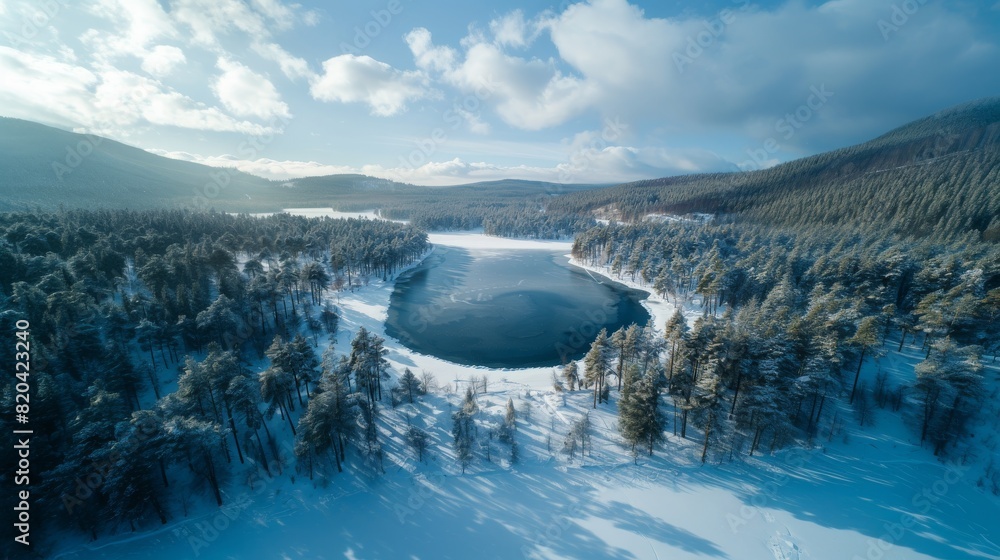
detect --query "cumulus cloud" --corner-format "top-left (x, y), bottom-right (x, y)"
top-left (141, 45), bottom-right (186, 76)
top-left (0, 47), bottom-right (278, 136)
top-left (94, 68), bottom-right (278, 134)
top-left (213, 57), bottom-right (290, 120)
top-left (249, 0), bottom-right (296, 31)
top-left (0, 46), bottom-right (99, 129)
top-left (405, 27), bottom-right (457, 73)
top-left (82, 0), bottom-right (187, 77)
top-left (171, 0), bottom-right (270, 47)
top-left (402, 0), bottom-right (1000, 151)
top-left (251, 41), bottom-right (312, 80)
top-left (489, 9), bottom-right (535, 48)
top-left (310, 55), bottom-right (430, 116)
top-left (406, 28), bottom-right (596, 130)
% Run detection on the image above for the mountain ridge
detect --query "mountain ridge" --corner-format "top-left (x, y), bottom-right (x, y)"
top-left (2, 97), bottom-right (999, 242)
top-left (549, 96), bottom-right (1000, 241)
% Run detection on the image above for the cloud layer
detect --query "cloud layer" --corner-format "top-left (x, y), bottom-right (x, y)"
top-left (0, 0), bottom-right (997, 185)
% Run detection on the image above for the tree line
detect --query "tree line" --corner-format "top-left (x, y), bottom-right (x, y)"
top-left (570, 220), bottom-right (999, 463)
top-left (0, 209), bottom-right (428, 543)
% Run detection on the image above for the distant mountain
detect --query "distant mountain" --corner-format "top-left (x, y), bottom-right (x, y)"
top-left (0, 119), bottom-right (598, 213)
top-left (5, 97), bottom-right (999, 242)
top-left (0, 118), bottom-right (284, 211)
top-left (551, 97), bottom-right (1000, 241)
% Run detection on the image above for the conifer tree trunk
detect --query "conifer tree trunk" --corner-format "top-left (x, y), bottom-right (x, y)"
top-left (850, 348), bottom-right (866, 404)
top-left (203, 448), bottom-right (223, 505)
top-left (254, 429), bottom-right (270, 476)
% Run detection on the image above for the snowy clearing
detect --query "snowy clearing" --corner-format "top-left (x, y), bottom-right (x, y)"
top-left (51, 232), bottom-right (1000, 560)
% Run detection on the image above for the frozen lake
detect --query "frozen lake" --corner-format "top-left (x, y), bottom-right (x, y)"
top-left (385, 245), bottom-right (650, 367)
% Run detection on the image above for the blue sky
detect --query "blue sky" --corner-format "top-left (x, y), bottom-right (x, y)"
top-left (2, 0), bottom-right (999, 185)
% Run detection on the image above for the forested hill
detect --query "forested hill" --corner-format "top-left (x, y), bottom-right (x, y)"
top-left (548, 97), bottom-right (1000, 242)
top-left (0, 118), bottom-right (281, 212)
top-left (0, 119), bottom-right (600, 232)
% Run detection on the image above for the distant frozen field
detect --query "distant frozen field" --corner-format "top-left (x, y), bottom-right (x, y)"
top-left (53, 230), bottom-right (1000, 560)
top-left (247, 208), bottom-right (387, 220)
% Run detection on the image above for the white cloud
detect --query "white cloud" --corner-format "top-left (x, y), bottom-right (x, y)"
top-left (251, 41), bottom-right (312, 80)
top-left (84, 0), bottom-right (177, 56)
top-left (310, 55), bottom-right (430, 116)
top-left (212, 57), bottom-right (290, 120)
top-left (171, 0), bottom-right (270, 47)
top-left (0, 47), bottom-right (278, 136)
top-left (94, 68), bottom-right (277, 134)
top-left (406, 28), bottom-right (596, 130)
top-left (169, 0), bottom-right (317, 48)
top-left (489, 9), bottom-right (533, 48)
top-left (302, 10), bottom-right (321, 26)
top-left (453, 108), bottom-right (491, 134)
top-left (250, 0), bottom-right (296, 31)
top-left (405, 28), bottom-right (457, 73)
top-left (147, 149), bottom-right (358, 179)
top-left (539, 0), bottom-right (1000, 149)
top-left (149, 138), bottom-right (734, 186)
top-left (402, 0), bottom-right (999, 151)
top-left (0, 46), bottom-right (98, 129)
top-left (83, 0), bottom-right (187, 77)
top-left (141, 45), bottom-right (186, 77)
top-left (455, 41), bottom-right (595, 130)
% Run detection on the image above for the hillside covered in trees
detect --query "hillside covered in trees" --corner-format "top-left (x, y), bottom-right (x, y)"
top-left (572, 220), bottom-right (999, 462)
top-left (4, 98), bottom-right (998, 243)
top-left (549, 98), bottom-right (1000, 243)
top-left (0, 210), bottom-right (428, 542)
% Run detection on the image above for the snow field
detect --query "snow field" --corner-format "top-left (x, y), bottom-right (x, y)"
top-left (53, 231), bottom-right (1000, 560)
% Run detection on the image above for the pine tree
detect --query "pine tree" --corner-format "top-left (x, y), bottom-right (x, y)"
top-left (405, 425), bottom-right (430, 462)
top-left (618, 363), bottom-right (644, 455)
top-left (664, 309), bottom-right (688, 382)
top-left (562, 361), bottom-right (579, 391)
top-left (692, 361), bottom-right (726, 464)
top-left (350, 327), bottom-right (389, 405)
top-left (295, 390), bottom-right (345, 479)
top-left (584, 329), bottom-right (612, 407)
top-left (358, 398), bottom-right (385, 474)
top-left (260, 366), bottom-right (296, 435)
top-left (498, 397), bottom-right (517, 444)
top-left (849, 316), bottom-right (880, 404)
top-left (914, 337), bottom-right (983, 454)
top-left (452, 387), bottom-right (478, 473)
top-left (399, 368), bottom-right (422, 403)
top-left (619, 364), bottom-right (665, 457)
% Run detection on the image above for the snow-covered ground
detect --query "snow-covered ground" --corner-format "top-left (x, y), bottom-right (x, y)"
top-left (52, 231), bottom-right (1000, 560)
